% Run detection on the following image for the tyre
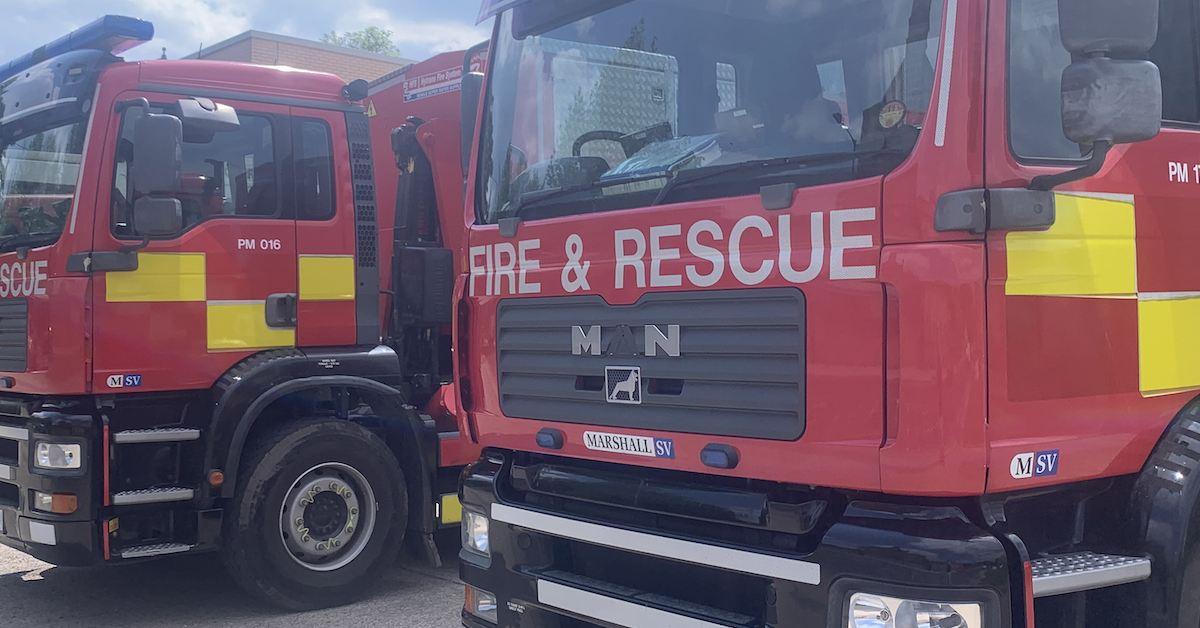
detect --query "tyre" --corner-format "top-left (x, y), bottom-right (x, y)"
top-left (221, 418), bottom-right (408, 610)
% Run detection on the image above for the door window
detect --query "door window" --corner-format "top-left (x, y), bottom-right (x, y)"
top-left (294, 119), bottom-right (335, 221)
top-left (1009, 0), bottom-right (1200, 161)
top-left (112, 106), bottom-right (281, 238)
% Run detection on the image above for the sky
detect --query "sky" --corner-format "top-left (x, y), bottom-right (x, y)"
top-left (0, 0), bottom-right (490, 63)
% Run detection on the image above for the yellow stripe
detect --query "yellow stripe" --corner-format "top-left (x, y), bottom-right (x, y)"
top-left (1139, 296), bottom-right (1200, 396)
top-left (299, 256), bottom-right (356, 301)
top-left (439, 493), bottom-right (463, 525)
top-left (206, 301), bottom-right (295, 351)
top-left (106, 253), bottom-right (206, 303)
top-left (1005, 194), bottom-right (1136, 297)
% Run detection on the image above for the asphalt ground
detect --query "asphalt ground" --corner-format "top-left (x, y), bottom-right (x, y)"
top-left (0, 537), bottom-right (463, 627)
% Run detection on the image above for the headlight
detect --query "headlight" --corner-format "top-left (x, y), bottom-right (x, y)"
top-left (462, 509), bottom-right (490, 556)
top-left (849, 592), bottom-right (982, 628)
top-left (34, 442), bottom-right (82, 470)
top-left (464, 585), bottom-right (498, 623)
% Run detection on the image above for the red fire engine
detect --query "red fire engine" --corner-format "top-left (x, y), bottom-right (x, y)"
top-left (0, 17), bottom-right (478, 609)
top-left (455, 0), bottom-right (1200, 626)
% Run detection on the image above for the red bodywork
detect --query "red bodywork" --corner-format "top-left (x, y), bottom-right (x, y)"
top-left (457, 0), bottom-right (1195, 497)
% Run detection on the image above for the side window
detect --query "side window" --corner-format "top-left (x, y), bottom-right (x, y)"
top-left (112, 106), bottom-right (281, 238)
top-left (1009, 0), bottom-right (1200, 161)
top-left (294, 119), bottom-right (335, 220)
top-left (1152, 0), bottom-right (1200, 124)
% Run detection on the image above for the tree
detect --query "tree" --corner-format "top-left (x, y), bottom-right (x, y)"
top-left (321, 27), bottom-right (402, 57)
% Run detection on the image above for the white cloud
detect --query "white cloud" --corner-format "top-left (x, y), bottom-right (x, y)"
top-left (125, 0), bottom-right (253, 59)
top-left (332, 1), bottom-right (490, 55)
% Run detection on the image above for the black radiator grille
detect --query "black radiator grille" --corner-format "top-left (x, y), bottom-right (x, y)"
top-left (0, 299), bottom-right (28, 373)
top-left (497, 289), bottom-right (806, 441)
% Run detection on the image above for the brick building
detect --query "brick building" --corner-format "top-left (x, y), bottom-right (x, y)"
top-left (186, 31), bottom-right (413, 81)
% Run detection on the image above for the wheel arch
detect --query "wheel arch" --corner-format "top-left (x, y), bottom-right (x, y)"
top-left (203, 348), bottom-right (439, 532)
top-left (1130, 393), bottom-right (1200, 624)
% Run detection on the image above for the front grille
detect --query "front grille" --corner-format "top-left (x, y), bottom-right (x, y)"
top-left (0, 299), bottom-right (27, 372)
top-left (497, 288), bottom-right (806, 440)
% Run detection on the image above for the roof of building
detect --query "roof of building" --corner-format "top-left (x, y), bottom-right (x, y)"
top-left (184, 30), bottom-right (414, 66)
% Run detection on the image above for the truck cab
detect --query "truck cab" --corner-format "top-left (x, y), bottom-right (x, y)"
top-left (0, 16), bottom-right (478, 610)
top-left (457, 0), bottom-right (1200, 626)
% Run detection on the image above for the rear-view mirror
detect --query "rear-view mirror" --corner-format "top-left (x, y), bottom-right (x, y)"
top-left (1055, 0), bottom-right (1162, 148)
top-left (1058, 0), bottom-right (1159, 55)
top-left (1062, 58), bottom-right (1161, 145)
top-left (132, 197), bottom-right (183, 237)
top-left (131, 113), bottom-right (183, 195)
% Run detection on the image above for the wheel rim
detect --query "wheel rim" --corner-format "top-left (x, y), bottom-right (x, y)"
top-left (279, 462), bottom-right (377, 572)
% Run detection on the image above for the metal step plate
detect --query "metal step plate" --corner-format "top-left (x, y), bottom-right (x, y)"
top-left (112, 428), bottom-right (200, 444)
top-left (119, 542), bottom-right (193, 559)
top-left (112, 487), bottom-right (194, 505)
top-left (1031, 552), bottom-right (1151, 598)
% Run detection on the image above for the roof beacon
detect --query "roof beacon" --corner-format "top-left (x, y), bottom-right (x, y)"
top-left (0, 15), bottom-right (153, 82)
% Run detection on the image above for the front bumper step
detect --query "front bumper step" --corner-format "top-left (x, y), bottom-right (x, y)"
top-left (1030, 552), bottom-right (1151, 598)
top-left (119, 542), bottom-right (193, 559)
top-left (112, 487), bottom-right (194, 505)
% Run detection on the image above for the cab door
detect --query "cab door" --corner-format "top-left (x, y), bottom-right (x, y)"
top-left (91, 95), bottom-right (298, 393)
top-left (291, 107), bottom-right (360, 348)
top-left (984, 0), bottom-right (1200, 491)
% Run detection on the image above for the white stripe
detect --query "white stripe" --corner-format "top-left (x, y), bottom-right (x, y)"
top-left (492, 504), bottom-right (821, 585)
top-left (0, 98), bottom-right (78, 125)
top-left (1139, 292), bottom-right (1200, 302)
top-left (537, 580), bottom-right (726, 628)
top-left (0, 425), bottom-right (28, 441)
top-left (0, 464), bottom-right (11, 481)
top-left (934, 0), bottom-right (958, 147)
top-left (69, 84), bottom-right (101, 235)
top-left (1057, 191), bottom-right (1135, 203)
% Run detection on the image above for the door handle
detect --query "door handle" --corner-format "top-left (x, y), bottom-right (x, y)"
top-left (265, 293), bottom-right (298, 328)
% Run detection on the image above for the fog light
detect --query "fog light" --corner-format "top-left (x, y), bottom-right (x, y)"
top-left (462, 509), bottom-right (490, 556)
top-left (848, 592), bottom-right (982, 628)
top-left (464, 585), bottom-right (498, 623)
top-left (32, 491), bottom-right (77, 514)
top-left (34, 442), bottom-right (81, 470)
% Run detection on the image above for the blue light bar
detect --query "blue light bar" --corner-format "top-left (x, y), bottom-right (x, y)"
top-left (0, 15), bottom-right (153, 82)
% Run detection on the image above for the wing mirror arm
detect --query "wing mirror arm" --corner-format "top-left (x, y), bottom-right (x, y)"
top-left (1029, 140), bottom-right (1112, 191)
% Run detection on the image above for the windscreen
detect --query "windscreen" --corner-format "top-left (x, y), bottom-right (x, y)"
top-left (0, 122), bottom-right (86, 248)
top-left (479, 0), bottom-right (946, 223)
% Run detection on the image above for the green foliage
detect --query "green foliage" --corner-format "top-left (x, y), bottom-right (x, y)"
top-left (320, 26), bottom-right (402, 57)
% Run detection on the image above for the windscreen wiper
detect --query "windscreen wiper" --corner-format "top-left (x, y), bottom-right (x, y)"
top-left (504, 171), bottom-right (671, 219)
top-left (0, 231), bottom-right (60, 252)
top-left (651, 150), bottom-right (905, 207)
